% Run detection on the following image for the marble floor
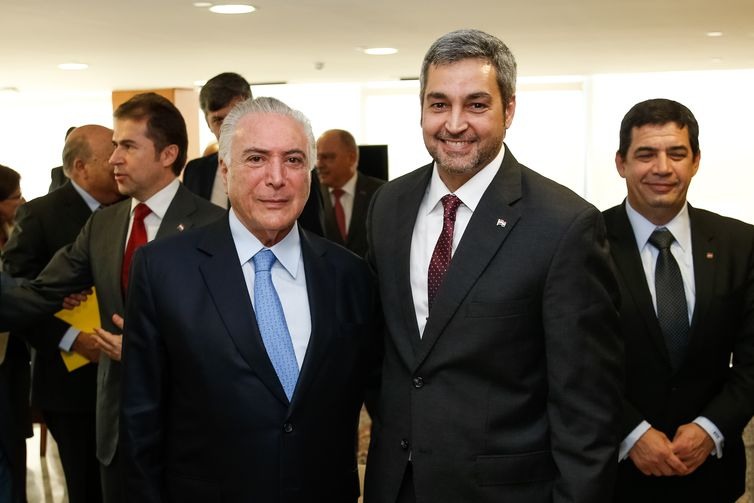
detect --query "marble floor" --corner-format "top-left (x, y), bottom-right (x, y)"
top-left (26, 425), bottom-right (68, 503)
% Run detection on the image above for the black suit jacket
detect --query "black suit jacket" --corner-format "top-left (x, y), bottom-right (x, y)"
top-left (120, 217), bottom-right (381, 503)
top-left (182, 153), bottom-right (326, 236)
top-left (321, 173), bottom-right (384, 257)
top-left (604, 203), bottom-right (754, 502)
top-left (0, 183), bottom-right (225, 465)
top-left (2, 182), bottom-right (97, 412)
top-left (364, 147), bottom-right (623, 503)
top-left (48, 166), bottom-right (68, 193)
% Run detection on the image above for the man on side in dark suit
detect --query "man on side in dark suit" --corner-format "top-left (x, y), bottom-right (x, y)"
top-left (0, 93), bottom-right (224, 503)
top-left (606, 98), bottom-right (754, 503)
top-left (317, 129), bottom-right (384, 257)
top-left (120, 97), bottom-right (380, 502)
top-left (363, 29), bottom-right (623, 503)
top-left (3, 124), bottom-right (124, 503)
top-left (183, 71), bottom-right (326, 235)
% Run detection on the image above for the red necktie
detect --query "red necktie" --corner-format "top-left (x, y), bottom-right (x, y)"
top-left (428, 194), bottom-right (462, 309)
top-left (332, 188), bottom-right (347, 241)
top-left (121, 203), bottom-right (152, 294)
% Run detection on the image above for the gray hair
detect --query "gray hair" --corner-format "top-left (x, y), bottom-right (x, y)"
top-left (219, 97), bottom-right (315, 169)
top-left (61, 130), bottom-right (90, 177)
top-left (420, 29), bottom-right (517, 105)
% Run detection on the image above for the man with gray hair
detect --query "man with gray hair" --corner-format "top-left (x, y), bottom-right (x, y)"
top-left (3, 124), bottom-right (124, 503)
top-left (364, 29), bottom-right (623, 503)
top-left (120, 96), bottom-right (381, 502)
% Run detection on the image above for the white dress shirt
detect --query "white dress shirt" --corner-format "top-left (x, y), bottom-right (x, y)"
top-left (410, 145), bottom-right (505, 338)
top-left (328, 172), bottom-right (358, 234)
top-left (229, 211), bottom-right (311, 368)
top-left (619, 200), bottom-right (724, 460)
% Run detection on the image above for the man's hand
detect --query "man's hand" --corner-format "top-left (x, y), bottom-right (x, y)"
top-left (671, 423), bottom-right (715, 474)
top-left (71, 331), bottom-right (100, 362)
top-left (628, 427), bottom-right (689, 476)
top-left (93, 314), bottom-right (124, 361)
top-left (62, 288), bottom-right (93, 310)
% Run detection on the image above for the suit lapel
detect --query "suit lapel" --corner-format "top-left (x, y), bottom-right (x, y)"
top-left (687, 206), bottom-right (716, 351)
top-left (392, 166), bottom-right (432, 360)
top-left (415, 150), bottom-right (522, 369)
top-left (289, 230), bottom-right (336, 411)
top-left (605, 204), bottom-right (671, 363)
top-left (198, 217), bottom-right (290, 406)
top-left (156, 184), bottom-right (199, 239)
top-left (348, 174), bottom-right (370, 248)
top-left (100, 200), bottom-right (131, 303)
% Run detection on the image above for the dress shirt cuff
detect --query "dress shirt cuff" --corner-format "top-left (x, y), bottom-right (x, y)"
top-left (619, 420), bottom-right (651, 461)
top-left (693, 416), bottom-right (724, 458)
top-left (59, 326), bottom-right (79, 352)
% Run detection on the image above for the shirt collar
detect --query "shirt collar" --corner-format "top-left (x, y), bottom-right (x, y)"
top-left (228, 209), bottom-right (302, 279)
top-left (130, 178), bottom-right (180, 219)
top-left (70, 180), bottom-right (101, 212)
top-left (625, 199), bottom-right (691, 253)
top-left (424, 144), bottom-right (506, 215)
top-left (331, 172), bottom-right (358, 197)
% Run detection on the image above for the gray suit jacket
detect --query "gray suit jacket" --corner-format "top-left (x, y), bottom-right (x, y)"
top-left (0, 183), bottom-right (224, 464)
top-left (364, 147), bottom-right (623, 503)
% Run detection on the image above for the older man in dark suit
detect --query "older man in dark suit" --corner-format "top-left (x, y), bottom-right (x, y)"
top-left (317, 129), bottom-right (384, 257)
top-left (0, 93), bottom-right (224, 503)
top-left (3, 124), bottom-right (125, 503)
top-left (363, 29), bottom-right (623, 503)
top-left (120, 97), bottom-right (381, 502)
top-left (183, 72), bottom-right (325, 235)
top-left (605, 98), bottom-right (754, 503)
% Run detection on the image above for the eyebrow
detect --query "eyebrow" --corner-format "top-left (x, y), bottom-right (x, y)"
top-left (634, 145), bottom-right (689, 154)
top-left (425, 91), bottom-right (493, 101)
top-left (240, 147), bottom-right (307, 157)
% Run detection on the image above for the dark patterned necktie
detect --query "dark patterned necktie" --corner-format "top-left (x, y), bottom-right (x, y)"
top-left (428, 194), bottom-right (462, 310)
top-left (648, 228), bottom-right (689, 370)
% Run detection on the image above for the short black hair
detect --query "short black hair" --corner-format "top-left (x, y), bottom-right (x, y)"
top-left (113, 92), bottom-right (188, 174)
top-left (199, 72), bottom-right (252, 114)
top-left (618, 98), bottom-right (699, 158)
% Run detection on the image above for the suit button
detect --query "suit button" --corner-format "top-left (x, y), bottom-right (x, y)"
top-left (400, 439), bottom-right (410, 450)
top-left (283, 423), bottom-right (294, 433)
top-left (413, 377), bottom-right (424, 388)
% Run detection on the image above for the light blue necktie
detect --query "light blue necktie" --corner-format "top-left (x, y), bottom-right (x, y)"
top-left (252, 249), bottom-right (299, 401)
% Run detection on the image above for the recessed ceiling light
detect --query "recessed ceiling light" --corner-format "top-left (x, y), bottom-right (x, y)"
top-left (58, 63), bottom-right (89, 71)
top-left (363, 47), bottom-right (398, 56)
top-left (209, 4), bottom-right (255, 14)
top-left (193, 2), bottom-right (212, 6)
top-left (706, 31), bottom-right (723, 37)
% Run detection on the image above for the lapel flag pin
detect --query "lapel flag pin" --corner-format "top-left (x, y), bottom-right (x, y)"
top-left (177, 223), bottom-right (185, 232)
top-left (706, 251), bottom-right (714, 259)
top-left (496, 218), bottom-right (507, 228)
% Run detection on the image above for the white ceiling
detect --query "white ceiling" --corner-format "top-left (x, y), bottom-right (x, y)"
top-left (1, 0), bottom-right (754, 93)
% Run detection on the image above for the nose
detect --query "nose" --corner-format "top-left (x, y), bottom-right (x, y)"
top-left (653, 152), bottom-right (671, 174)
top-left (264, 158), bottom-right (286, 188)
top-left (109, 146), bottom-right (122, 166)
top-left (445, 108), bottom-right (468, 135)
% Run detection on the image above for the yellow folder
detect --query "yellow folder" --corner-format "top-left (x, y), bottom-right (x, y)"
top-left (54, 288), bottom-right (101, 372)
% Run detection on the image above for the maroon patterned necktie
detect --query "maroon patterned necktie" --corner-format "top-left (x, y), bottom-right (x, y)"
top-left (121, 203), bottom-right (151, 294)
top-left (331, 188), bottom-right (347, 241)
top-left (428, 194), bottom-right (462, 309)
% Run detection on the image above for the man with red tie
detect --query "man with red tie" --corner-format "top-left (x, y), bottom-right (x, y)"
top-left (0, 93), bottom-right (223, 502)
top-left (316, 129), bottom-right (384, 257)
